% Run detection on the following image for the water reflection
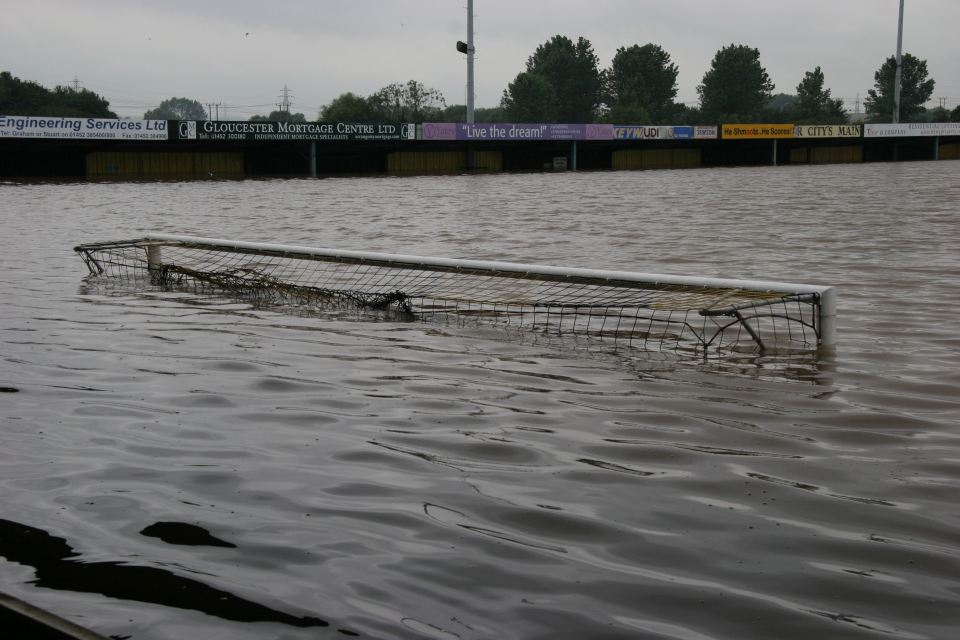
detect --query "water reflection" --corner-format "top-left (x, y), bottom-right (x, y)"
top-left (0, 519), bottom-right (348, 633)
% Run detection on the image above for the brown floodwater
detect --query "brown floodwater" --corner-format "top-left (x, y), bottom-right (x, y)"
top-left (2, 163), bottom-right (959, 639)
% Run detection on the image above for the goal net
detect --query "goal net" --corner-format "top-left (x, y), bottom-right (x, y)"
top-left (74, 233), bottom-right (836, 353)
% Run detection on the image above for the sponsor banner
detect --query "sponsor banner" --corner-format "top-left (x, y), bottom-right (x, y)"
top-left (794, 124), bottom-right (861, 138)
top-left (614, 125), bottom-right (718, 140)
top-left (614, 125), bottom-right (673, 140)
top-left (177, 120), bottom-right (416, 141)
top-left (672, 125), bottom-right (718, 140)
top-left (864, 122), bottom-right (960, 138)
top-left (0, 116), bottom-right (167, 140)
top-left (694, 125), bottom-right (719, 139)
top-left (421, 123), bottom-right (614, 141)
top-left (721, 124), bottom-right (795, 139)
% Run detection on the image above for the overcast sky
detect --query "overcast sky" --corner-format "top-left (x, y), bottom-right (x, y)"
top-left (3, 0), bottom-right (958, 120)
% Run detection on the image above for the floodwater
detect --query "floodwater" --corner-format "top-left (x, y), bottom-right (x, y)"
top-left (2, 163), bottom-right (959, 640)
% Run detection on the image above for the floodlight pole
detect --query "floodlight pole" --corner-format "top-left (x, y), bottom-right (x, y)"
top-left (893, 0), bottom-right (904, 123)
top-left (467, 0), bottom-right (475, 124)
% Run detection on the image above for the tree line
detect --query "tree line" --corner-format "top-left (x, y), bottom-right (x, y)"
top-left (312, 38), bottom-right (952, 125)
top-left (0, 71), bottom-right (115, 118)
top-left (2, 37), bottom-right (958, 124)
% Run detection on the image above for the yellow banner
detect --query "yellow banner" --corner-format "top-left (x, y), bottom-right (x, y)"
top-left (794, 124), bottom-right (862, 138)
top-left (722, 124), bottom-right (794, 139)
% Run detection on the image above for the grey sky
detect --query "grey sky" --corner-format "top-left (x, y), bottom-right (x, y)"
top-left (3, 0), bottom-right (958, 119)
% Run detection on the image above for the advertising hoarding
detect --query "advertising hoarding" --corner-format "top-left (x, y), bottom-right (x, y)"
top-left (722, 124), bottom-right (794, 139)
top-left (177, 120), bottom-right (416, 141)
top-left (0, 116), bottom-right (167, 140)
top-left (794, 124), bottom-right (862, 138)
top-left (864, 122), bottom-right (960, 138)
top-left (421, 123), bottom-right (614, 141)
top-left (614, 126), bottom-right (673, 140)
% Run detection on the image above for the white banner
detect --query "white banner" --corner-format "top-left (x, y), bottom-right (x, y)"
top-left (794, 124), bottom-right (861, 138)
top-left (0, 116), bottom-right (168, 140)
top-left (693, 125), bottom-right (718, 139)
top-left (614, 125), bottom-right (674, 140)
top-left (864, 122), bottom-right (960, 138)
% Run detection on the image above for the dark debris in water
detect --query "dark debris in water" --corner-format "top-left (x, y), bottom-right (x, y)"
top-left (0, 387), bottom-right (19, 393)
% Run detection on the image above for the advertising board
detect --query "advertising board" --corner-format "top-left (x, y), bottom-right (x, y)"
top-left (614, 126), bottom-right (673, 140)
top-left (721, 124), bottom-right (794, 139)
top-left (421, 123), bottom-right (614, 141)
top-left (864, 122), bottom-right (960, 138)
top-left (794, 124), bottom-right (862, 138)
top-left (0, 116), bottom-right (167, 140)
top-left (176, 120), bottom-right (415, 141)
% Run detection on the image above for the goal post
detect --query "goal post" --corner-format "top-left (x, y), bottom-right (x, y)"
top-left (74, 233), bottom-right (836, 352)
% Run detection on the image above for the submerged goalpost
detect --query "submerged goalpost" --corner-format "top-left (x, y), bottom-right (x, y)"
top-left (74, 233), bottom-right (835, 353)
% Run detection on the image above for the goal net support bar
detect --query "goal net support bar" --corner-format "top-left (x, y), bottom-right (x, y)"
top-left (74, 233), bottom-right (836, 353)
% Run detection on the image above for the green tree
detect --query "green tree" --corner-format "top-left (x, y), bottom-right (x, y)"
top-left (249, 110), bottom-right (306, 122)
top-left (368, 80), bottom-right (446, 121)
top-left (0, 71), bottom-right (48, 114)
top-left (144, 97), bottom-right (207, 120)
top-left (759, 93), bottom-right (798, 123)
top-left (0, 71), bottom-right (115, 117)
top-left (438, 104), bottom-right (505, 122)
top-left (501, 71), bottom-right (557, 122)
top-left (670, 103), bottom-right (701, 126)
top-left (319, 92), bottom-right (377, 122)
top-left (501, 35), bottom-right (602, 122)
top-left (795, 66), bottom-right (846, 123)
top-left (604, 44), bottom-right (678, 123)
top-left (952, 105), bottom-right (960, 122)
top-left (46, 86), bottom-right (115, 117)
top-left (697, 44), bottom-right (774, 122)
top-left (921, 106), bottom-right (950, 123)
top-left (864, 53), bottom-right (935, 123)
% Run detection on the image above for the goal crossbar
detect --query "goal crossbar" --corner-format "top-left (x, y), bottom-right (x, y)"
top-left (74, 233), bottom-right (836, 352)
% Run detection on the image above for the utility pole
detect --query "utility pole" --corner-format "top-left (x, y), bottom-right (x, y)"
top-left (467, 0), bottom-right (475, 124)
top-left (69, 76), bottom-right (82, 91)
top-left (455, 3), bottom-right (476, 124)
top-left (893, 0), bottom-right (904, 123)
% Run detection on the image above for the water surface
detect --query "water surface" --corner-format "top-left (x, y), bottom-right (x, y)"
top-left (2, 164), bottom-right (959, 639)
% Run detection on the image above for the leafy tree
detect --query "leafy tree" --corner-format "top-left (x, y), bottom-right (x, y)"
top-left (0, 71), bottom-right (48, 114)
top-left (864, 53), bottom-right (935, 123)
top-left (249, 110), bottom-right (306, 122)
top-left (0, 71), bottom-right (115, 117)
top-left (475, 106), bottom-right (507, 122)
top-left (670, 103), bottom-right (701, 126)
top-left (795, 66), bottom-right (846, 123)
top-left (144, 97), bottom-right (207, 120)
top-left (501, 71), bottom-right (557, 122)
top-left (952, 105), bottom-right (960, 123)
top-left (368, 80), bottom-right (446, 121)
top-left (501, 35), bottom-right (602, 122)
top-left (921, 106), bottom-right (950, 123)
top-left (438, 104), bottom-right (505, 122)
top-left (319, 92), bottom-right (377, 122)
top-left (604, 44), bottom-right (678, 124)
top-left (759, 93), bottom-right (798, 123)
top-left (697, 44), bottom-right (774, 122)
top-left (46, 86), bottom-right (115, 117)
